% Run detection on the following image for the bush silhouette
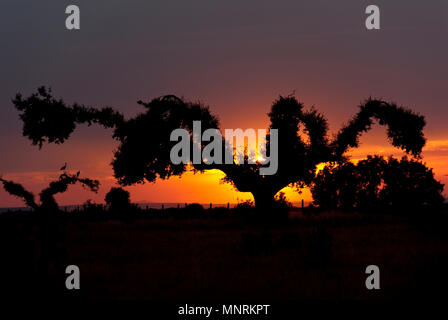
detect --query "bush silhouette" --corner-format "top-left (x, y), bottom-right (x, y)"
top-left (311, 155), bottom-right (444, 209)
top-left (184, 203), bottom-right (204, 211)
top-left (13, 87), bottom-right (427, 211)
top-left (274, 192), bottom-right (292, 209)
top-left (233, 200), bottom-right (255, 216)
top-left (235, 200), bottom-right (254, 209)
top-left (105, 187), bottom-right (131, 212)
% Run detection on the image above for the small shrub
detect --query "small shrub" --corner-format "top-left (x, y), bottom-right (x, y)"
top-left (233, 200), bottom-right (256, 217)
top-left (274, 192), bottom-right (292, 209)
top-left (105, 187), bottom-right (131, 212)
top-left (235, 200), bottom-right (254, 209)
top-left (185, 203), bottom-right (204, 211)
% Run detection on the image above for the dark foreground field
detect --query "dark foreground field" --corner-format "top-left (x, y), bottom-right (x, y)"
top-left (1, 208), bottom-right (448, 301)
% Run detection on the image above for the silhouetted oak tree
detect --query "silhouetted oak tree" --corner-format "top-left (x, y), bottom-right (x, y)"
top-left (13, 87), bottom-right (426, 210)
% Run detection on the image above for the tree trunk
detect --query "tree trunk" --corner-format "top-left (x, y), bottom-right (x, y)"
top-left (252, 186), bottom-right (290, 221)
top-left (252, 188), bottom-right (275, 212)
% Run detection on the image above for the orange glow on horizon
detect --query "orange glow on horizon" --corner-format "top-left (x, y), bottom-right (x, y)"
top-left (1, 138), bottom-right (448, 208)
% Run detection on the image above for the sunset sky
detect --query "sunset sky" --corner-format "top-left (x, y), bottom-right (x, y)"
top-left (1, 0), bottom-right (447, 207)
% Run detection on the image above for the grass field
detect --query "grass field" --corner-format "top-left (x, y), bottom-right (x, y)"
top-left (1, 208), bottom-right (448, 301)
